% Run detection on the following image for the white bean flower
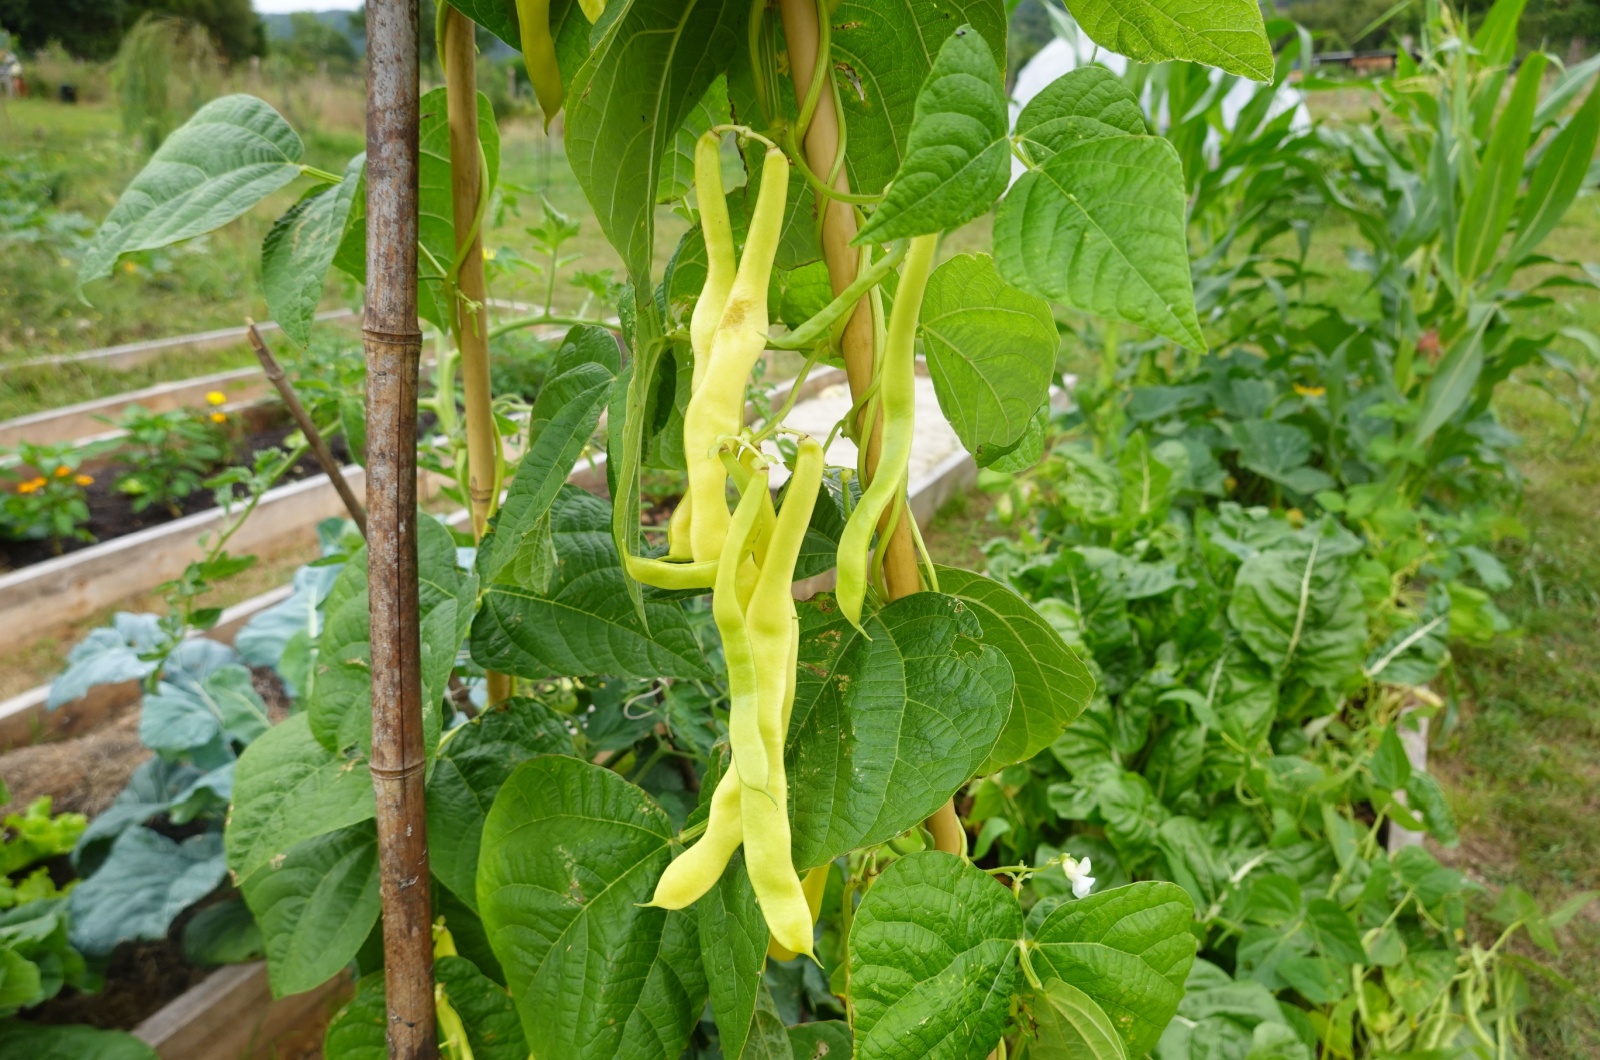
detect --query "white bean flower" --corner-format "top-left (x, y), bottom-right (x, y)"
top-left (1062, 856), bottom-right (1095, 899)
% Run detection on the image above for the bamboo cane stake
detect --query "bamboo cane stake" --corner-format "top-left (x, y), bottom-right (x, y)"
top-left (441, 7), bottom-right (511, 706)
top-left (363, 0), bottom-right (438, 1055)
top-left (245, 321), bottom-right (368, 537)
top-left (777, 0), bottom-right (961, 853)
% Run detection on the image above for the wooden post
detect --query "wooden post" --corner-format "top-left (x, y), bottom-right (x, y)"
top-left (363, 1), bottom-right (438, 1057)
top-left (777, 0), bottom-right (958, 852)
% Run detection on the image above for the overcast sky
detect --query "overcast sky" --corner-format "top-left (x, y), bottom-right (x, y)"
top-left (254, 1), bottom-right (363, 12)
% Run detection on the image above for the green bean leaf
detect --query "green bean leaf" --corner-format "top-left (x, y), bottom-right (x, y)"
top-left (919, 253), bottom-right (1060, 460)
top-left (79, 95), bottom-right (304, 287)
top-left (472, 487), bottom-right (713, 680)
top-left (699, 854), bottom-right (771, 1059)
top-left (426, 699), bottom-right (575, 913)
top-left (1030, 881), bottom-right (1198, 1058)
top-left (478, 756), bottom-right (707, 1060)
top-left (1063, 0), bottom-right (1273, 81)
top-left (1026, 979), bottom-right (1128, 1060)
top-left (994, 135), bottom-right (1204, 352)
top-left (1016, 67), bottom-right (1146, 161)
top-left (828, 0), bottom-right (1009, 198)
top-left (855, 25), bottom-right (1010, 243)
top-left (261, 153), bottom-right (363, 347)
top-left (241, 822), bottom-right (379, 998)
top-left (849, 851), bottom-right (1023, 1060)
top-left (787, 593), bottom-right (1012, 869)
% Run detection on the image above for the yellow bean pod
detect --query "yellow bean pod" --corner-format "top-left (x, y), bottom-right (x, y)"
top-left (718, 468), bottom-right (772, 795)
top-left (767, 864), bottom-right (830, 962)
top-left (647, 764), bottom-right (744, 910)
top-left (515, 0), bottom-right (564, 125)
top-left (835, 233), bottom-right (938, 629)
top-left (683, 149), bottom-right (790, 562)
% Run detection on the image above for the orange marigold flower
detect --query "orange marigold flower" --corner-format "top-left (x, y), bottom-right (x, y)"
top-left (54, 465), bottom-right (72, 477)
top-left (210, 412), bottom-right (227, 424)
top-left (75, 474), bottom-right (94, 487)
top-left (205, 391), bottom-right (227, 406)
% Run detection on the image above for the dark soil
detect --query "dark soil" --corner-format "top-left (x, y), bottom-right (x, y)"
top-left (25, 931), bottom-right (212, 1032)
top-left (0, 417), bottom-right (344, 573)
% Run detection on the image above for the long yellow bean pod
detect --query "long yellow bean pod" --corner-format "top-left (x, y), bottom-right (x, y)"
top-left (515, 0), bottom-right (564, 125)
top-left (835, 233), bottom-right (938, 629)
top-left (646, 764), bottom-right (743, 909)
top-left (718, 468), bottom-right (772, 794)
top-left (667, 130), bottom-right (742, 561)
top-left (683, 149), bottom-right (790, 561)
top-left (767, 863), bottom-right (830, 962)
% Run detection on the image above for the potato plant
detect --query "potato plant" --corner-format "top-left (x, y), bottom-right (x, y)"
top-left (64, 0), bottom-right (1399, 1056)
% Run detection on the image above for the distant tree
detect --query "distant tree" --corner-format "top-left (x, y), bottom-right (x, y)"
top-left (0, 0), bottom-right (262, 62)
top-left (278, 11), bottom-right (357, 71)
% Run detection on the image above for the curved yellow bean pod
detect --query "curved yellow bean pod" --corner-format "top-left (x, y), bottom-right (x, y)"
top-left (647, 763), bottom-right (744, 910)
top-left (718, 469), bottom-right (772, 794)
top-left (683, 149), bottom-right (790, 561)
top-left (515, 0), bottom-right (564, 125)
top-left (835, 233), bottom-right (938, 629)
top-left (766, 863), bottom-right (830, 962)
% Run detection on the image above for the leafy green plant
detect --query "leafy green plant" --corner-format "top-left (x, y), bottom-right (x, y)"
top-left (109, 404), bottom-right (228, 517)
top-left (0, 442), bottom-right (96, 551)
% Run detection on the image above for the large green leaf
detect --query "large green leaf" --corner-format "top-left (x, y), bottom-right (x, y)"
top-left (789, 1022), bottom-right (853, 1059)
top-left (919, 254), bottom-right (1059, 461)
top-left (242, 822), bottom-right (379, 997)
top-left (828, 0), bottom-right (1009, 197)
top-left (139, 662), bottom-right (270, 758)
top-left (261, 154), bottom-right (364, 347)
top-left (1234, 421), bottom-right (1335, 495)
top-left (1227, 521), bottom-right (1367, 690)
top-left (225, 712), bottom-right (376, 880)
top-left (565, 0), bottom-right (745, 282)
top-left (1062, 0), bottom-right (1273, 81)
top-left (323, 972), bottom-right (387, 1060)
top-left (855, 25), bottom-right (1010, 242)
top-left (68, 829), bottom-right (227, 955)
top-left (331, 87), bottom-right (500, 330)
top-left (308, 514), bottom-right (477, 758)
top-left (699, 854), bottom-right (770, 1059)
top-left (659, 75), bottom-right (731, 204)
top-left (79, 95), bottom-right (304, 285)
top-left (1030, 881), bottom-right (1198, 1058)
top-left (936, 567), bottom-right (1095, 773)
top-left (477, 756), bottom-right (707, 1059)
top-left (994, 136), bottom-right (1204, 351)
top-left (0, 1021), bottom-right (158, 1060)
top-left (477, 327), bottom-right (617, 587)
top-left (787, 593), bottom-right (1012, 869)
top-left (736, 985), bottom-right (795, 1060)
top-left (427, 699), bottom-right (575, 912)
top-left (849, 851), bottom-right (1023, 1060)
top-left (472, 486), bottom-right (713, 680)
top-left (437, 953), bottom-right (530, 1060)
top-left (1456, 53), bottom-right (1547, 282)
top-left (1511, 77), bottom-right (1600, 263)
top-left (1027, 979), bottom-right (1128, 1060)
top-left (1015, 67), bottom-right (1146, 160)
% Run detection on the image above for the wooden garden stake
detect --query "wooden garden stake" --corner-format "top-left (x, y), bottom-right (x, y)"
top-left (363, 0), bottom-right (438, 1056)
top-left (777, 0), bottom-right (960, 852)
top-left (245, 321), bottom-right (368, 537)
top-left (442, 6), bottom-right (511, 706)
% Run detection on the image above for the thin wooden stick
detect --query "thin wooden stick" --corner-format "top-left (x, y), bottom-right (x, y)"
top-left (245, 321), bottom-right (368, 538)
top-left (363, 0), bottom-right (437, 1056)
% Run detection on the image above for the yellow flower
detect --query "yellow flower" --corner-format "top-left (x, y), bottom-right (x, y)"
top-left (1293, 384), bottom-right (1326, 398)
top-left (53, 465), bottom-right (71, 477)
top-left (482, 246), bottom-right (498, 261)
top-left (206, 391), bottom-right (227, 406)
top-left (210, 412), bottom-right (227, 424)
top-left (75, 474), bottom-right (94, 487)
top-left (122, 261), bottom-right (137, 274)
top-left (17, 477), bottom-right (46, 495)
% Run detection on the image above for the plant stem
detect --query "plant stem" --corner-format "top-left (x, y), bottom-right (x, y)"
top-left (778, 0), bottom-right (942, 848)
top-left (487, 312), bottom-right (598, 341)
top-left (363, 0), bottom-right (437, 1053)
top-left (444, 7), bottom-right (510, 707)
top-left (246, 322), bottom-right (367, 537)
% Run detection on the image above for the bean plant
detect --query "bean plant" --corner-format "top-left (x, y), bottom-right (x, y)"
top-left (46, 0), bottom-right (1596, 1058)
